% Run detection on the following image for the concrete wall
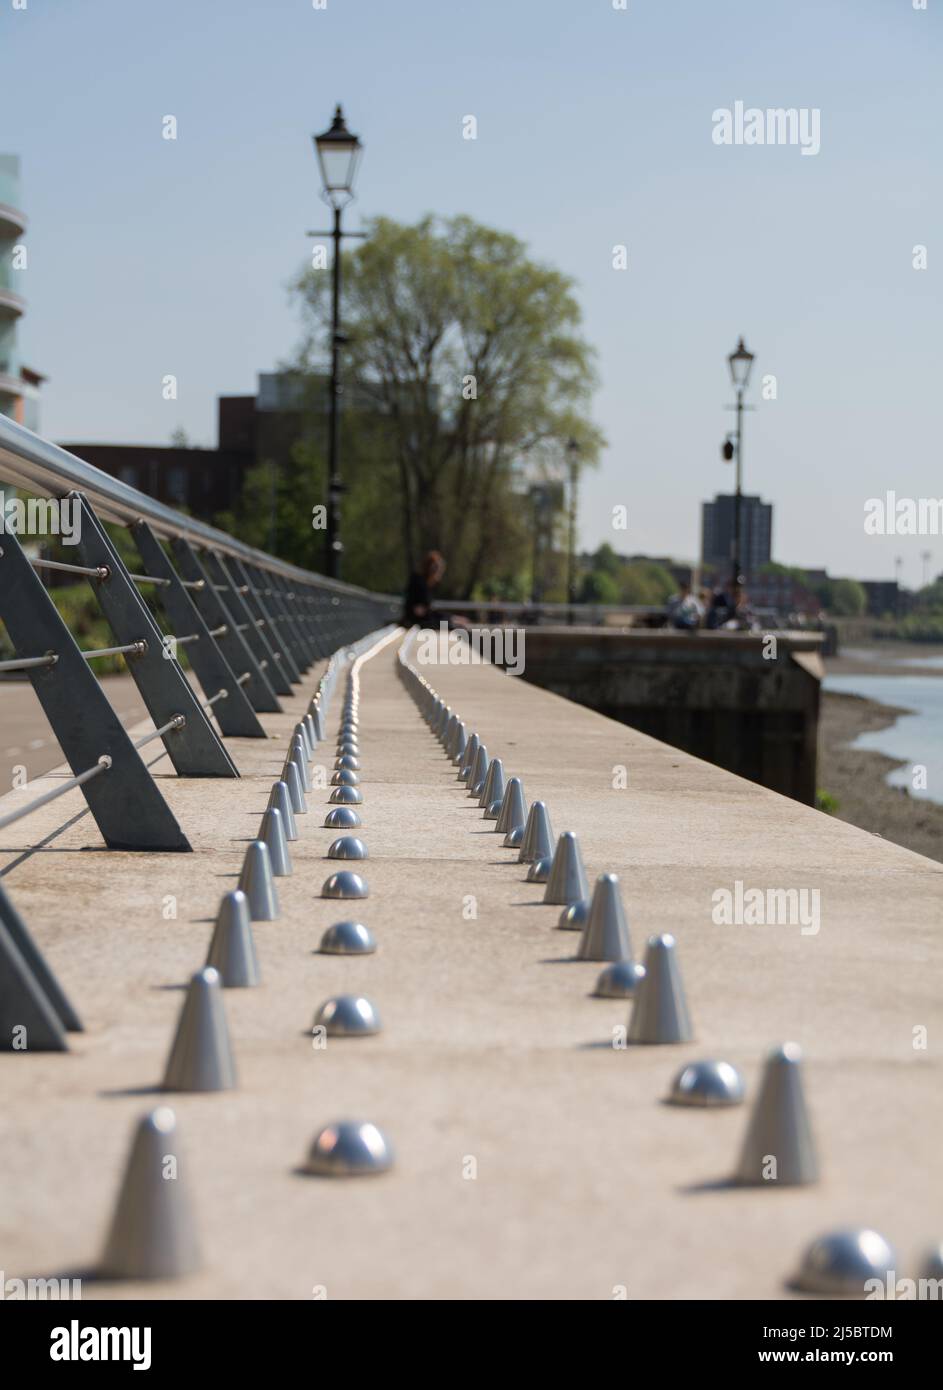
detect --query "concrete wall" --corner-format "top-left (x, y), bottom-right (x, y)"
top-left (502, 627), bottom-right (824, 804)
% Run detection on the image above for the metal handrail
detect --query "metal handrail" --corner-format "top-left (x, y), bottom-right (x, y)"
top-left (0, 413), bottom-right (398, 604)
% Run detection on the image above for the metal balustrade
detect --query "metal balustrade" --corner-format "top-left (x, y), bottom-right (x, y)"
top-left (0, 412), bottom-right (399, 853)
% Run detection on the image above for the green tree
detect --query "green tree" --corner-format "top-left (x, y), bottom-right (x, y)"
top-left (822, 577), bottom-right (867, 616)
top-left (291, 215), bottom-right (604, 596)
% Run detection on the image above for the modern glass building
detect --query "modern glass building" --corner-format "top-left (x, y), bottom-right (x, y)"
top-left (0, 154), bottom-right (42, 429)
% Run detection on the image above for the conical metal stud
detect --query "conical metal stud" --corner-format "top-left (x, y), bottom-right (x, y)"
top-left (301, 1121), bottom-right (394, 1177)
top-left (304, 713), bottom-right (318, 751)
top-left (283, 760), bottom-right (307, 815)
top-left (324, 805), bottom-right (362, 830)
top-left (627, 934), bottom-right (693, 1044)
top-left (733, 1042), bottom-right (818, 1186)
top-left (237, 840), bottom-right (279, 921)
top-left (794, 1229), bottom-right (895, 1296)
top-left (518, 801), bottom-right (554, 864)
top-left (921, 1245), bottom-right (943, 1283)
top-left (495, 777), bottom-right (526, 836)
top-left (331, 768), bottom-right (360, 786)
top-left (558, 898), bottom-right (590, 931)
top-left (268, 780), bottom-right (298, 840)
top-left (330, 785), bottom-right (363, 805)
top-left (468, 744), bottom-right (489, 796)
top-left (593, 959), bottom-right (646, 998)
top-left (479, 756), bottom-right (505, 812)
top-left (443, 713), bottom-right (458, 751)
top-left (577, 873), bottom-right (631, 959)
top-left (452, 724), bottom-right (467, 765)
top-left (459, 732), bottom-right (479, 781)
top-left (259, 806), bottom-right (292, 876)
top-left (319, 921), bottom-right (376, 955)
top-left (335, 753), bottom-right (360, 771)
top-left (294, 721), bottom-right (313, 760)
top-left (290, 739), bottom-right (312, 791)
top-left (162, 968), bottom-right (237, 1092)
top-left (543, 831), bottom-right (590, 906)
top-left (206, 891), bottom-right (261, 987)
top-left (527, 856), bottom-right (552, 883)
top-left (321, 871), bottom-right (369, 900)
top-left (99, 1107), bottom-right (201, 1279)
top-left (313, 994), bottom-right (381, 1037)
top-left (327, 836), bottom-right (368, 860)
top-left (667, 1059), bottom-right (744, 1106)
top-left (310, 705), bottom-right (324, 740)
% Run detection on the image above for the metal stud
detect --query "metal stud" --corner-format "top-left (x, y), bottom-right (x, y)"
top-left (327, 836), bottom-right (368, 860)
top-left (627, 934), bottom-right (692, 1044)
top-left (335, 753), bottom-right (361, 771)
top-left (162, 968), bottom-right (237, 1092)
top-left (294, 720), bottom-right (313, 760)
top-left (313, 994), bottom-right (381, 1037)
top-left (324, 806), bottom-right (362, 830)
top-left (577, 873), bottom-right (631, 959)
top-left (503, 825), bottom-right (525, 849)
top-left (667, 1059), bottom-right (744, 1107)
top-left (527, 856), bottom-right (552, 883)
top-left (283, 760), bottom-right (307, 815)
top-left (321, 870), bottom-right (369, 900)
top-left (518, 801), bottom-right (554, 864)
top-left (331, 768), bottom-right (360, 786)
top-left (330, 785), bottom-right (363, 805)
top-left (268, 780), bottom-right (298, 840)
top-left (479, 756), bottom-right (505, 812)
top-left (301, 1121), bottom-right (394, 1177)
top-left (495, 776), bottom-right (526, 836)
top-left (99, 1107), bottom-right (201, 1279)
top-left (458, 732), bottom-right (479, 781)
top-left (543, 831), bottom-right (590, 906)
top-left (452, 723), bottom-right (467, 765)
top-left (733, 1042), bottom-right (818, 1186)
top-left (237, 840), bottom-right (279, 920)
top-left (558, 898), bottom-right (590, 931)
top-left (921, 1245), bottom-right (943, 1284)
top-left (259, 806), bottom-right (292, 876)
top-left (206, 891), bottom-right (261, 988)
top-left (319, 921), bottom-right (376, 955)
top-left (794, 1229), bottom-right (896, 1296)
top-left (289, 739), bottom-right (312, 791)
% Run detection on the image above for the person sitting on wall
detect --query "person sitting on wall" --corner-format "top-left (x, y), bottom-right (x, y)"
top-left (402, 550), bottom-right (447, 627)
top-left (667, 581), bottom-right (704, 631)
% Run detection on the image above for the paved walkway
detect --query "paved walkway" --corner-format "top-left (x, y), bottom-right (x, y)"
top-left (1, 633), bottom-right (941, 1299)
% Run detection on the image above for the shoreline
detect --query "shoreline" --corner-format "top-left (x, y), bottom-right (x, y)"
top-left (818, 688), bottom-right (943, 864)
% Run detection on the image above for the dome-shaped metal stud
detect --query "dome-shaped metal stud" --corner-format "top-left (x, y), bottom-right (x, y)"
top-left (206, 891), bottom-right (261, 987)
top-left (593, 959), bottom-right (646, 999)
top-left (544, 831), bottom-right (590, 906)
top-left (922, 1244), bottom-right (943, 1283)
top-left (527, 856), bottom-right (551, 883)
top-left (99, 1108), bottom-right (201, 1279)
top-left (283, 759), bottom-right (307, 814)
top-left (478, 756), bottom-right (503, 809)
top-left (321, 870), bottom-right (369, 900)
top-left (319, 921), bottom-right (376, 955)
top-left (268, 780), bottom-right (298, 840)
top-left (327, 835), bottom-right (368, 860)
top-left (667, 1059), bottom-right (744, 1106)
top-left (301, 1121), bottom-right (394, 1177)
top-left (558, 898), bottom-right (590, 931)
top-left (733, 1042), bottom-right (818, 1186)
top-left (162, 968), bottom-right (237, 1093)
top-left (313, 994), bottom-right (381, 1037)
top-left (335, 753), bottom-right (360, 771)
top-left (577, 873), bottom-right (631, 959)
top-left (337, 741), bottom-right (359, 758)
top-left (259, 806), bottom-right (292, 876)
top-left (331, 768), bottom-right (360, 786)
top-left (794, 1229), bottom-right (896, 1296)
top-left (324, 805), bottom-right (362, 830)
top-left (627, 934), bottom-right (692, 1044)
top-left (330, 785), bottom-right (363, 805)
top-left (495, 776), bottom-right (525, 834)
top-left (237, 840), bottom-right (279, 921)
top-left (468, 744), bottom-right (489, 797)
top-left (458, 732), bottom-right (479, 781)
top-left (518, 801), bottom-right (554, 864)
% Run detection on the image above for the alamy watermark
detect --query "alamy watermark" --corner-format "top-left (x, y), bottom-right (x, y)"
top-left (712, 880), bottom-right (821, 936)
top-left (712, 101), bottom-right (821, 157)
top-left (414, 621), bottom-right (525, 677)
top-left (0, 495), bottom-right (82, 545)
top-left (864, 492), bottom-right (943, 536)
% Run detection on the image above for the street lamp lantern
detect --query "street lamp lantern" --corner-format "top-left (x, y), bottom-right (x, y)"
top-left (727, 336), bottom-right (755, 391)
top-left (314, 105), bottom-right (362, 207)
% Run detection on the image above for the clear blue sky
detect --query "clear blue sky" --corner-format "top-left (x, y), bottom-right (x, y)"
top-left (3, 0), bottom-right (941, 583)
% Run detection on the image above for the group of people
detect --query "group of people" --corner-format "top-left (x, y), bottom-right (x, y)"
top-left (667, 580), bottom-right (759, 632)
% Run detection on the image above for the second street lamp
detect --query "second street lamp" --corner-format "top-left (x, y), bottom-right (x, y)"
top-left (725, 336), bottom-right (755, 590)
top-left (310, 104), bottom-right (364, 580)
top-left (566, 438), bottom-right (580, 624)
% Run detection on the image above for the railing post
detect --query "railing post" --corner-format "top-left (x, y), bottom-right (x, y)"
top-left (230, 557), bottom-right (303, 685)
top-left (200, 551), bottom-right (293, 698)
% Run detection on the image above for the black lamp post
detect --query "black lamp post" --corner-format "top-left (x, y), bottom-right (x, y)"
top-left (566, 438), bottom-right (580, 623)
top-left (311, 105), bottom-right (364, 580)
top-left (725, 337), bottom-right (755, 589)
